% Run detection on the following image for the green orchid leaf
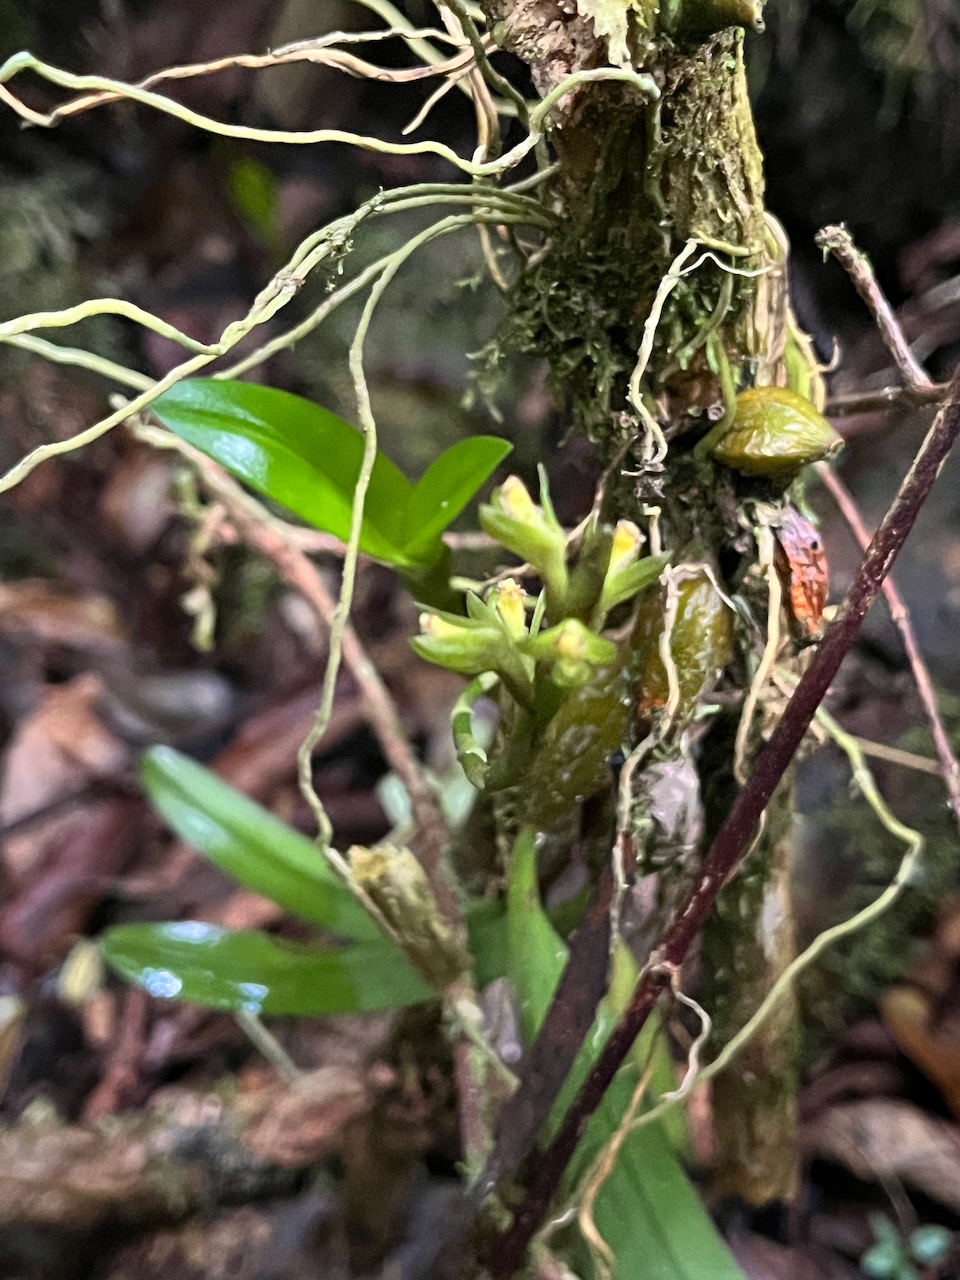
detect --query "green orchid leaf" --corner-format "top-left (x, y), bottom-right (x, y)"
top-left (151, 379), bottom-right (414, 564)
top-left (141, 745), bottom-right (384, 943)
top-left (560, 969), bottom-right (743, 1280)
top-left (559, 957), bottom-right (742, 1280)
top-left (507, 827), bottom-right (567, 1046)
top-left (400, 435), bottom-right (512, 561)
top-left (151, 380), bottom-right (511, 571)
top-left (571, 1076), bottom-right (746, 1280)
top-left (466, 897), bottom-right (509, 988)
top-left (100, 923), bottom-right (432, 1016)
top-left (141, 746), bottom-right (510, 987)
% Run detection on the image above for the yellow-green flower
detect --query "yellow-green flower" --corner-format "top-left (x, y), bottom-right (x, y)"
top-left (520, 618), bottom-right (617, 688)
top-left (492, 577), bottom-right (527, 639)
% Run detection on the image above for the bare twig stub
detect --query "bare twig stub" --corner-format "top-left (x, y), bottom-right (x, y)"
top-left (817, 225), bottom-right (934, 393)
top-left (826, 382), bottom-right (946, 418)
top-left (483, 362), bottom-right (960, 1274)
top-left (815, 223), bottom-right (960, 832)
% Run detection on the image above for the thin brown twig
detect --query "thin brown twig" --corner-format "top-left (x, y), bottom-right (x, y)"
top-left (133, 425), bottom-right (496, 1162)
top-left (82, 988), bottom-right (149, 1122)
top-left (205, 461), bottom-right (499, 1165)
top-left (847, 737), bottom-right (943, 776)
top-left (816, 225), bottom-right (934, 392)
top-left (816, 461), bottom-right (960, 834)
top-left (827, 382), bottom-right (947, 417)
top-left (205, 465), bottom-right (451, 894)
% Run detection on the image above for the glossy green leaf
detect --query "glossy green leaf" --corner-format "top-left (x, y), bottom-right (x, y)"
top-left (151, 380), bottom-right (511, 570)
top-left (507, 827), bottom-right (567, 1046)
top-left (152, 379), bottom-right (412, 562)
top-left (140, 745), bottom-right (384, 943)
top-left (101, 922), bottom-right (432, 1016)
top-left (571, 1076), bottom-right (746, 1280)
top-left (142, 745), bottom-right (510, 988)
top-left (399, 435), bottom-right (513, 561)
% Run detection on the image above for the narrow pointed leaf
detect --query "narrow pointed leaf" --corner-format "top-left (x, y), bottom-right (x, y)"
top-left (400, 436), bottom-right (512, 561)
top-left (141, 745), bottom-right (384, 943)
top-left (507, 827), bottom-right (567, 1046)
top-left (467, 897), bottom-right (509, 988)
top-left (572, 1078), bottom-right (746, 1280)
top-left (558, 965), bottom-right (742, 1280)
top-left (100, 922), bottom-right (432, 1016)
top-left (151, 379), bottom-right (415, 564)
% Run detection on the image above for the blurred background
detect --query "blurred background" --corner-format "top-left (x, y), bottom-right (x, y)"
top-left (1, 3), bottom-right (960, 1277)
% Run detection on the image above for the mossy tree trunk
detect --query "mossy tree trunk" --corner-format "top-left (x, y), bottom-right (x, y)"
top-left (484, 1), bottom-right (815, 1204)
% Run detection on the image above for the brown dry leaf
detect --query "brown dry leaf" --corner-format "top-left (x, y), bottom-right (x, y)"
top-left (729, 1232), bottom-right (861, 1280)
top-left (910, 893), bottom-right (960, 1000)
top-left (802, 1098), bottom-right (960, 1212)
top-left (98, 450), bottom-right (177, 554)
top-left (0, 673), bottom-right (131, 881)
top-left (0, 579), bottom-right (127, 654)
top-left (882, 985), bottom-right (960, 1119)
top-left (878, 895), bottom-right (960, 1120)
top-left (0, 798), bottom-right (141, 970)
top-left (0, 673), bottom-right (127, 824)
top-left (208, 684), bottom-right (364, 798)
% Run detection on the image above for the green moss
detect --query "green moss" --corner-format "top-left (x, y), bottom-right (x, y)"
top-left (479, 31), bottom-right (767, 448)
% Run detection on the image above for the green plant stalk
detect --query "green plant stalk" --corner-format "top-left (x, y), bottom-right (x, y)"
top-left (550, 694), bottom-right (925, 1153)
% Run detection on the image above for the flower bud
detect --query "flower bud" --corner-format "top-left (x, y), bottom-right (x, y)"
top-left (708, 387), bottom-right (842, 478)
top-left (412, 599), bottom-right (534, 707)
top-left (491, 577), bottom-right (527, 639)
top-left (609, 521), bottom-right (644, 576)
top-left (479, 472), bottom-right (568, 612)
top-left (521, 618), bottom-right (618, 688)
top-left (498, 475), bottom-right (538, 523)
